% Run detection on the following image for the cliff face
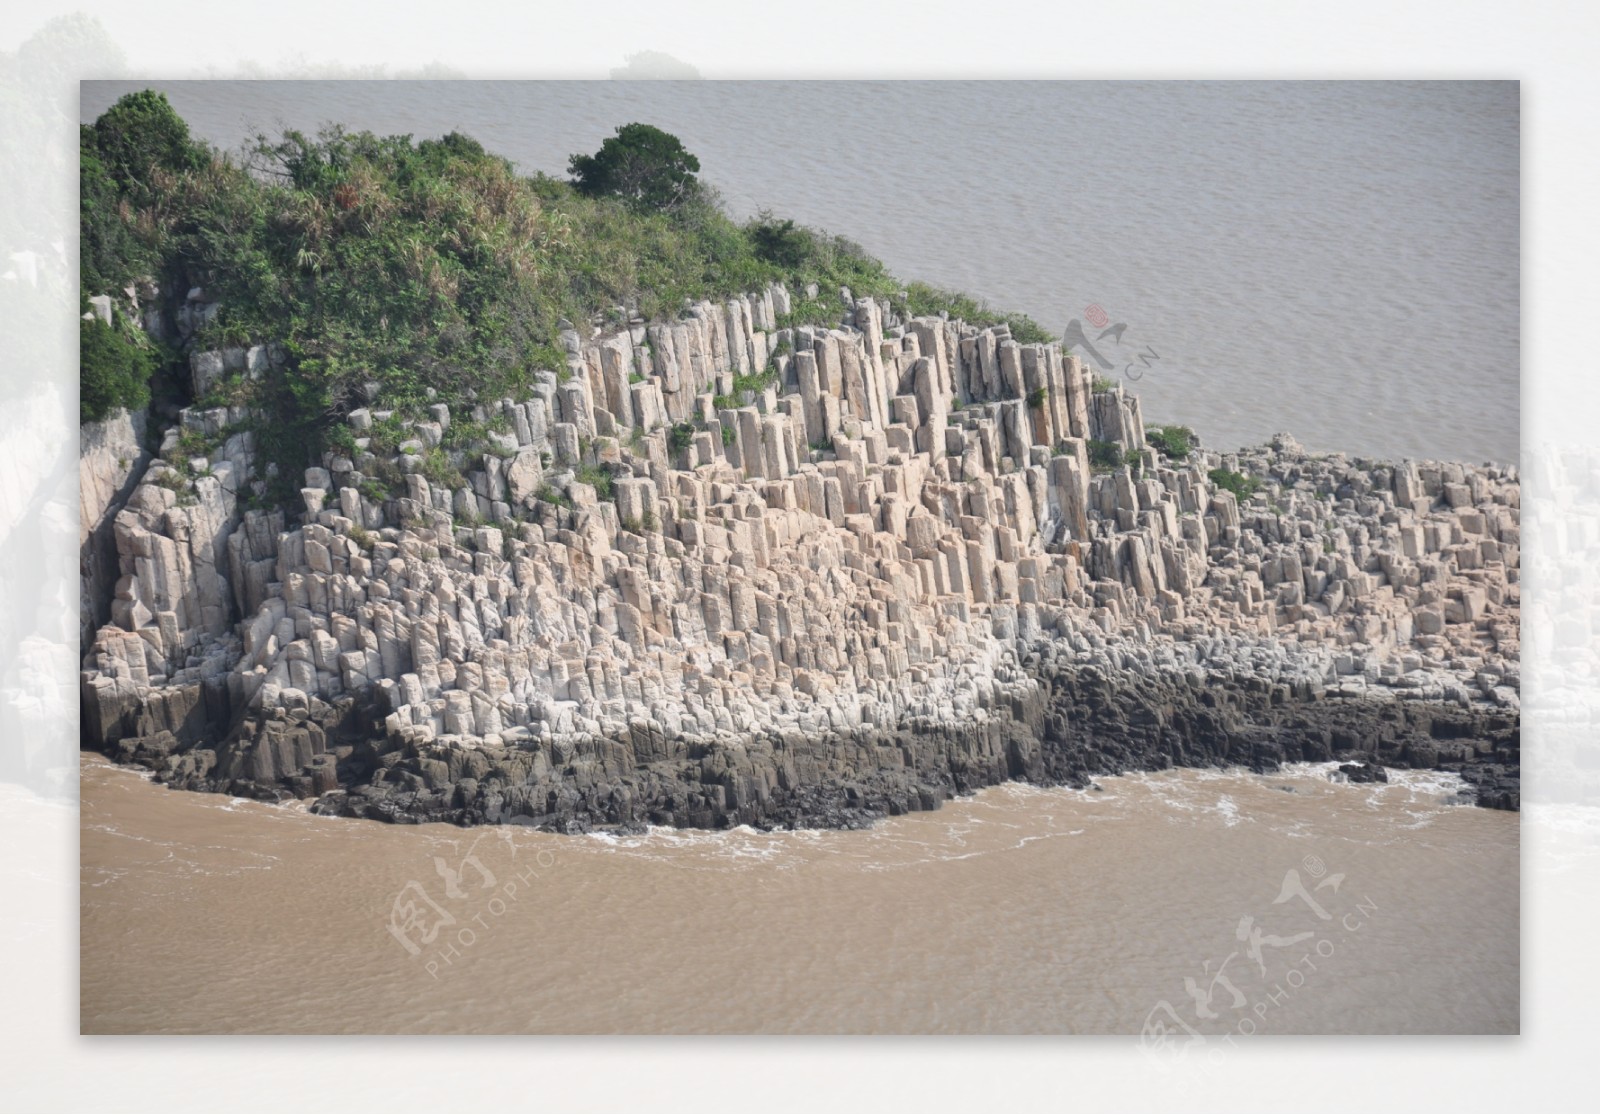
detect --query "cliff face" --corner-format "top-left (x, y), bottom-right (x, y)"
top-left (79, 406), bottom-right (149, 651)
top-left (79, 284), bottom-right (1521, 826)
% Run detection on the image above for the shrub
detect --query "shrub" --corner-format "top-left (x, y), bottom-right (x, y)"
top-left (1208, 467), bottom-right (1262, 499)
top-left (80, 134), bottom-right (149, 296)
top-left (90, 89), bottom-right (207, 193)
top-left (776, 293), bottom-right (843, 329)
top-left (1146, 424), bottom-right (1193, 460)
top-left (749, 215), bottom-right (814, 270)
top-left (1091, 374), bottom-right (1115, 393)
top-left (668, 422), bottom-right (695, 454)
top-left (80, 315), bottom-right (154, 424)
top-left (417, 447), bottom-right (465, 491)
top-left (1026, 386), bottom-right (1046, 411)
top-left (575, 461), bottom-right (620, 501)
top-left (535, 483), bottom-right (572, 509)
top-left (174, 425), bottom-right (222, 459)
top-left (1087, 439), bottom-right (1123, 472)
top-left (731, 368), bottom-right (777, 395)
top-left (898, 281), bottom-right (1053, 343)
top-left (81, 90), bottom-right (208, 295)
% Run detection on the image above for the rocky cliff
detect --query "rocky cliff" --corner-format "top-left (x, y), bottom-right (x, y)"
top-left (79, 284), bottom-right (1521, 827)
top-left (79, 405), bottom-right (150, 650)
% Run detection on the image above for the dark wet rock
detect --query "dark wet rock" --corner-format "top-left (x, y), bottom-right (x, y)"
top-left (1338, 761), bottom-right (1389, 784)
top-left (97, 651), bottom-right (1519, 830)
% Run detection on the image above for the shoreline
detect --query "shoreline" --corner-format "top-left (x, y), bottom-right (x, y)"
top-left (102, 643), bottom-right (1519, 832)
top-left (80, 290), bottom-right (1521, 831)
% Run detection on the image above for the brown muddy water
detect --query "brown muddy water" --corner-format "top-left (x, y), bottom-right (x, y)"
top-left (79, 754), bottom-right (1517, 1035)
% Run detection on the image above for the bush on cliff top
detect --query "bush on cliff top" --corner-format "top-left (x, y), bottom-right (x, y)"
top-left (898, 282), bottom-right (1054, 345)
top-left (1147, 424), bottom-right (1194, 461)
top-left (569, 123), bottom-right (702, 213)
top-left (83, 91), bottom-right (1069, 503)
top-left (1208, 467), bottom-right (1261, 499)
top-left (1087, 439), bottom-right (1123, 472)
top-left (80, 91), bottom-right (207, 297)
top-left (80, 312), bottom-right (155, 424)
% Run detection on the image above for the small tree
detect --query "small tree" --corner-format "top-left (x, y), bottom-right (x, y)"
top-left (91, 89), bottom-right (206, 195)
top-left (568, 123), bottom-right (702, 212)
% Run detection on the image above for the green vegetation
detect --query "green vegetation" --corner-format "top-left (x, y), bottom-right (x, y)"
top-left (1087, 439), bottom-right (1124, 472)
top-left (731, 367), bottom-right (778, 395)
top-left (80, 90), bottom-right (207, 296)
top-left (619, 509), bottom-right (658, 535)
top-left (1208, 467), bottom-right (1262, 500)
top-left (575, 461), bottom-right (621, 501)
top-left (535, 483), bottom-right (572, 509)
top-left (777, 291), bottom-right (846, 329)
top-left (1026, 386), bottom-right (1046, 411)
top-left (173, 424), bottom-right (224, 460)
top-left (1091, 374), bottom-right (1115, 393)
top-left (417, 447), bottom-right (466, 491)
top-left (1146, 424), bottom-right (1193, 461)
top-left (151, 468), bottom-right (196, 505)
top-left (897, 282), bottom-right (1053, 344)
top-left (441, 414), bottom-right (510, 450)
top-left (81, 91), bottom-right (1105, 509)
top-left (80, 313), bottom-right (155, 423)
top-left (568, 123), bottom-right (702, 213)
top-left (668, 422), bottom-right (695, 455)
top-left (320, 422), bottom-right (358, 457)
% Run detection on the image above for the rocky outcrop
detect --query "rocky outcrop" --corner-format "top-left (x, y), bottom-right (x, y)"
top-left (78, 404), bottom-right (259, 750)
top-left (108, 639), bottom-right (1519, 826)
top-left (80, 283), bottom-right (1521, 826)
top-left (79, 407), bottom-right (150, 649)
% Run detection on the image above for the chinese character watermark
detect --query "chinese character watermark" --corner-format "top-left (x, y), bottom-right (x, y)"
top-left (385, 821), bottom-right (555, 979)
top-left (1139, 854), bottom-right (1380, 1064)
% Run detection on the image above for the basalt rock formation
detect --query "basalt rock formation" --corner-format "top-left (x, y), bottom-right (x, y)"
top-left (80, 284), bottom-right (1521, 827)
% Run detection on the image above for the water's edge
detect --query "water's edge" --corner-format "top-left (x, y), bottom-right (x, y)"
top-left (94, 653), bottom-right (1520, 833)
